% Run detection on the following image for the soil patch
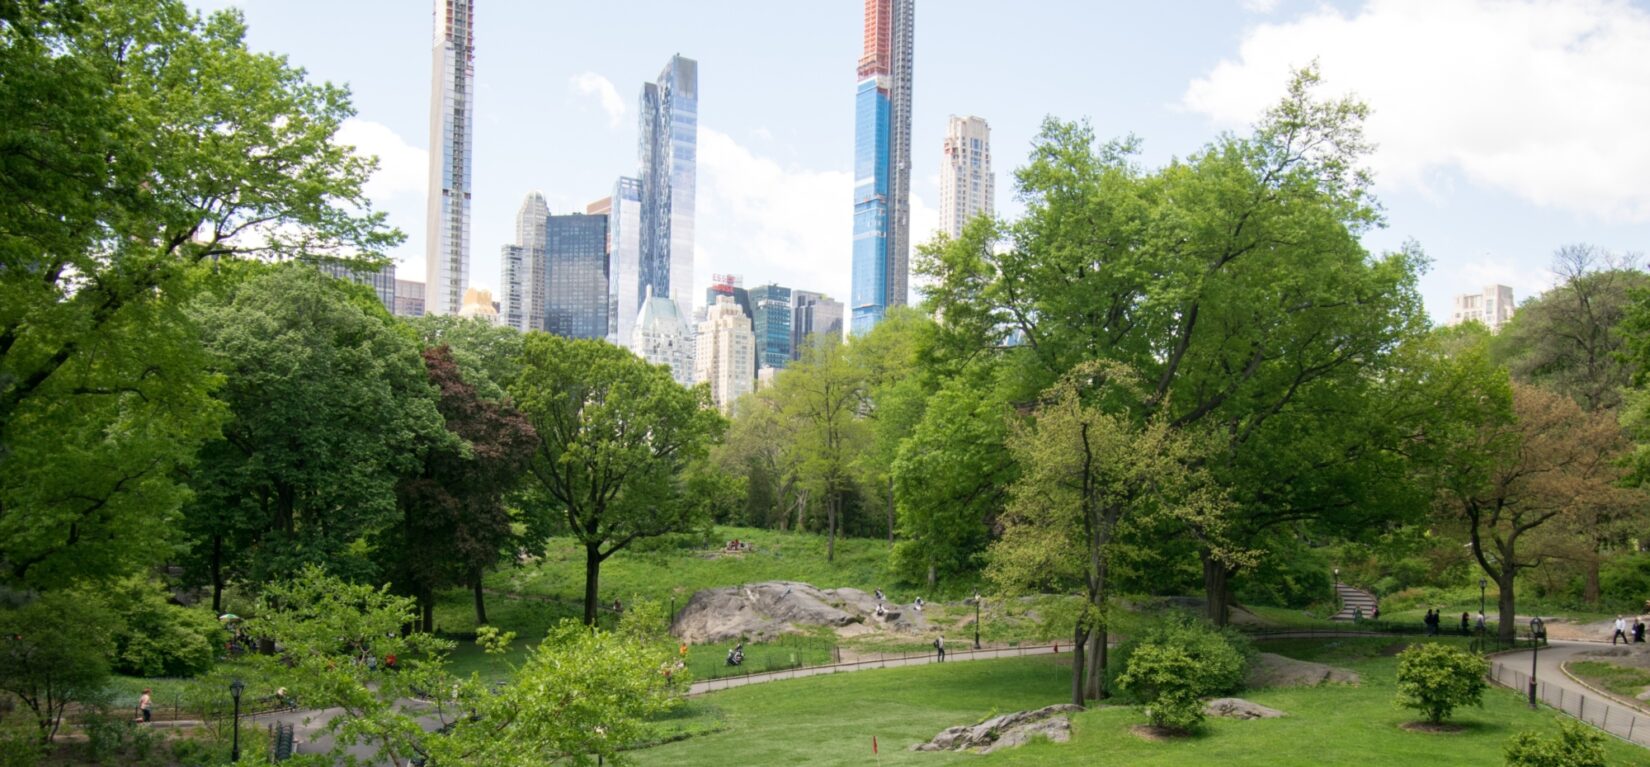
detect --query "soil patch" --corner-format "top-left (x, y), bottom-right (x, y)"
top-left (1400, 721), bottom-right (1466, 734)
top-left (1130, 724), bottom-right (1189, 741)
top-left (1246, 652), bottom-right (1360, 687)
top-left (1379, 642), bottom-right (1411, 657)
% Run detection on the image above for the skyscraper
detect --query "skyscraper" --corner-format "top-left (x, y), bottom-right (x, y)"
top-left (425, 0), bottom-right (475, 316)
top-left (639, 55), bottom-right (698, 314)
top-left (695, 295), bottom-right (755, 412)
top-left (314, 260), bottom-right (397, 313)
top-left (747, 283), bottom-right (793, 371)
top-left (705, 273), bottom-right (753, 324)
top-left (792, 290), bottom-right (845, 358)
top-left (940, 115), bottom-right (993, 239)
top-left (499, 191), bottom-right (549, 332)
top-left (394, 278), bottom-right (426, 318)
top-left (545, 213), bottom-right (610, 340)
top-left (634, 286), bottom-right (694, 387)
top-left (602, 177), bottom-right (643, 349)
top-left (851, 0), bottom-right (914, 335)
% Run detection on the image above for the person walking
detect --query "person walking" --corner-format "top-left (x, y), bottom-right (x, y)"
top-left (1423, 609), bottom-right (1434, 636)
top-left (137, 689), bottom-right (152, 724)
top-left (934, 635), bottom-right (946, 663)
top-left (1636, 617), bottom-right (1646, 644)
top-left (1614, 615), bottom-right (1630, 645)
top-left (1460, 612), bottom-right (1470, 636)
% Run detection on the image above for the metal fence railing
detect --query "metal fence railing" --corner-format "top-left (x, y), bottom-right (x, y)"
top-left (1488, 659), bottom-right (1650, 747)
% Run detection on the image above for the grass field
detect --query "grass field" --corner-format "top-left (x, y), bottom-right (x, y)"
top-left (632, 637), bottom-right (1650, 766)
top-left (1567, 659), bottom-right (1650, 699)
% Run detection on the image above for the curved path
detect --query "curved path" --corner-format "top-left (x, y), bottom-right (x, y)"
top-left (689, 643), bottom-right (1064, 696)
top-left (1493, 640), bottom-right (1650, 747)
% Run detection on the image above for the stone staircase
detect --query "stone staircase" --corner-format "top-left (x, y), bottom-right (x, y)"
top-left (1330, 582), bottom-right (1378, 622)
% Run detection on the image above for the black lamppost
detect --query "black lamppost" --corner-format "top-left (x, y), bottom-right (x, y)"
top-left (973, 593), bottom-right (982, 650)
top-left (1528, 617), bottom-right (1545, 708)
top-left (1333, 568), bottom-right (1340, 614)
top-left (229, 677), bottom-right (245, 762)
top-left (1479, 577), bottom-right (1488, 643)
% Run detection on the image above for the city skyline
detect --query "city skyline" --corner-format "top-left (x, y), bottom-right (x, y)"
top-left (423, 0), bottom-right (475, 316)
top-left (939, 115), bottom-right (993, 240)
top-left (198, 0), bottom-right (1650, 326)
top-left (851, 0), bottom-right (915, 335)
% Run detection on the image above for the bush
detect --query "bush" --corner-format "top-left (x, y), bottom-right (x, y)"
top-left (1599, 553), bottom-right (1650, 613)
top-left (1395, 642), bottom-right (1487, 723)
top-left (0, 592), bottom-right (118, 743)
top-left (1115, 615), bottom-right (1251, 733)
top-left (1504, 721), bottom-right (1607, 767)
top-left (107, 577), bottom-right (223, 677)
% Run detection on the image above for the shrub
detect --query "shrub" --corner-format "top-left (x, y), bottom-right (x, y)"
top-left (1115, 615), bottom-right (1251, 732)
top-left (107, 577), bottom-right (223, 677)
top-left (0, 592), bottom-right (118, 743)
top-left (1599, 553), bottom-right (1650, 613)
top-left (1504, 721), bottom-right (1607, 767)
top-left (1395, 642), bottom-right (1487, 724)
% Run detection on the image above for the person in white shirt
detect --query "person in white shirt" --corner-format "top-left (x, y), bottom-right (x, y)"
top-left (1614, 615), bottom-right (1629, 645)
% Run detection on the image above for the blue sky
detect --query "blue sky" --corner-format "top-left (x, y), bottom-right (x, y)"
top-left (194, 0), bottom-right (1650, 323)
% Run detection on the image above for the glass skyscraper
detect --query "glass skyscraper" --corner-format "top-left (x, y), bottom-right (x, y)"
top-left (602, 177), bottom-right (643, 348)
top-left (546, 213), bottom-right (610, 340)
top-left (500, 191), bottom-right (549, 333)
top-left (425, 0), bottom-right (475, 316)
top-left (639, 55), bottom-right (698, 315)
top-left (851, 0), bottom-right (914, 335)
top-left (792, 290), bottom-right (845, 358)
top-left (747, 283), bottom-right (793, 371)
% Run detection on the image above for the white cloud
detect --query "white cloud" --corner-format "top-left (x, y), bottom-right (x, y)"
top-left (1241, 0), bottom-right (1281, 13)
top-left (1183, 0), bottom-right (1650, 222)
top-left (335, 117), bottom-right (426, 200)
top-left (568, 72), bottom-right (627, 129)
top-left (1454, 255), bottom-right (1555, 308)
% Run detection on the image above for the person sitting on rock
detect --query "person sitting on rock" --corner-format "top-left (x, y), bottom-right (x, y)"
top-left (874, 603), bottom-right (887, 619)
top-left (874, 588), bottom-right (885, 602)
top-left (913, 597), bottom-right (925, 612)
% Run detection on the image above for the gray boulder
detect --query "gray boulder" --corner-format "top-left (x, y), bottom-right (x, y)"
top-left (1205, 698), bottom-right (1286, 719)
top-left (1246, 652), bottom-right (1360, 688)
top-left (912, 704), bottom-right (1084, 753)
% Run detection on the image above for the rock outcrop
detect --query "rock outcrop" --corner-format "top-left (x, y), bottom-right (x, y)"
top-left (670, 581), bottom-right (927, 644)
top-left (1245, 652), bottom-right (1360, 688)
top-left (1204, 698), bottom-right (1287, 719)
top-left (912, 704), bottom-right (1085, 754)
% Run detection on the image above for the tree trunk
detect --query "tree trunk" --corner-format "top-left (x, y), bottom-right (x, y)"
top-left (419, 591), bottom-right (434, 634)
top-left (210, 534), bottom-right (224, 614)
top-left (472, 571), bottom-right (488, 626)
top-left (1497, 577), bottom-right (1517, 643)
top-left (1069, 623), bottom-right (1089, 708)
top-left (1202, 549), bottom-right (1231, 626)
top-left (826, 492), bottom-right (837, 563)
top-left (583, 542), bottom-right (603, 626)
top-left (1086, 624), bottom-right (1105, 700)
top-left (886, 476), bottom-right (895, 544)
top-left (926, 563), bottom-right (936, 590)
top-left (1584, 553), bottom-right (1602, 606)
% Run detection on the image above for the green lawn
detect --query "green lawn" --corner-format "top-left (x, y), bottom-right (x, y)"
top-left (1567, 660), bottom-right (1650, 699)
top-left (631, 637), bottom-right (1650, 766)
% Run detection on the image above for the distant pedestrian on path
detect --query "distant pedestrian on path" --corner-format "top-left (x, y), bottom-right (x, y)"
top-left (1460, 612), bottom-right (1470, 636)
top-left (1476, 612), bottom-right (1486, 633)
top-left (1423, 609), bottom-right (1436, 635)
top-left (1636, 618), bottom-right (1646, 644)
top-left (1614, 615), bottom-right (1630, 645)
top-left (137, 689), bottom-right (152, 723)
top-left (934, 635), bottom-right (946, 662)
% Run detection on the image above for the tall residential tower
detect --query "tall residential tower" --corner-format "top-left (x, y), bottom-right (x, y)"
top-left (851, 0), bottom-right (914, 335)
top-left (639, 55), bottom-right (699, 315)
top-left (940, 115), bottom-right (993, 239)
top-left (425, 0), bottom-right (476, 316)
top-left (499, 191), bottom-right (548, 332)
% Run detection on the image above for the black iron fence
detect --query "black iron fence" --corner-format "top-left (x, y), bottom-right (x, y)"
top-left (1488, 658), bottom-right (1650, 747)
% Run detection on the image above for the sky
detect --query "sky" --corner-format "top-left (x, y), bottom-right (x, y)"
top-left (190, 0), bottom-right (1650, 323)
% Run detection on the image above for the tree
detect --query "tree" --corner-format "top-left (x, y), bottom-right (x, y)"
top-left (847, 307), bottom-right (937, 542)
top-left (988, 362), bottom-right (1236, 703)
top-left (0, 592), bottom-right (119, 743)
top-left (774, 338), bottom-right (868, 561)
top-left (512, 335), bottom-right (723, 624)
top-left (406, 314), bottom-right (527, 402)
top-left (0, 0), bottom-right (395, 589)
top-left (1394, 643), bottom-right (1487, 724)
top-left (920, 66), bottom-right (1427, 624)
top-left (1431, 354), bottom-right (1630, 641)
top-left (1498, 245), bottom-right (1645, 413)
top-left (383, 346), bottom-right (537, 631)
top-left (183, 265), bottom-right (447, 600)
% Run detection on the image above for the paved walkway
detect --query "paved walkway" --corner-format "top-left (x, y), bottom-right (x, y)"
top-left (1331, 583), bottom-right (1378, 622)
top-left (688, 643), bottom-right (1064, 696)
top-left (1492, 640), bottom-right (1650, 747)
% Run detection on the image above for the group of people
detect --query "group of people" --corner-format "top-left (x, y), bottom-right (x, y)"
top-left (1611, 615), bottom-right (1648, 645)
top-left (1422, 608), bottom-right (1487, 636)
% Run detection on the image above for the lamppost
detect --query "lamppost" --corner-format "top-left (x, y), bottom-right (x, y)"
top-left (1479, 577), bottom-right (1488, 645)
top-left (229, 677), bottom-right (245, 762)
top-left (973, 593), bottom-right (982, 650)
top-left (1529, 617), bottom-right (1545, 708)
top-left (1333, 568), bottom-right (1340, 615)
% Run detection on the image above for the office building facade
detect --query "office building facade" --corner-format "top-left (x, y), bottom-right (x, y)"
top-left (499, 191), bottom-right (549, 332)
top-left (851, 0), bottom-right (914, 334)
top-left (315, 260), bottom-right (396, 312)
top-left (639, 55), bottom-right (698, 314)
top-left (747, 283), bottom-right (793, 371)
top-left (545, 213), bottom-right (610, 340)
top-left (394, 279), bottom-right (425, 318)
top-left (601, 177), bottom-right (643, 348)
top-left (940, 115), bottom-right (993, 239)
top-left (634, 286), bottom-right (694, 387)
top-left (425, 0), bottom-right (475, 315)
top-left (792, 290), bottom-right (845, 358)
top-left (696, 295), bottom-right (756, 412)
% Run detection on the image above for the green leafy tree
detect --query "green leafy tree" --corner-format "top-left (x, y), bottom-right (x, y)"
top-left (406, 315), bottom-right (526, 402)
top-left (105, 575), bottom-right (223, 677)
top-left (988, 362), bottom-right (1237, 703)
top-left (512, 335), bottom-right (724, 624)
top-left (1504, 721), bottom-right (1608, 767)
top-left (0, 592), bottom-right (119, 743)
top-left (0, 0), bottom-right (395, 589)
top-left (183, 265), bottom-right (447, 599)
top-left (1394, 643), bottom-right (1487, 724)
top-left (921, 65), bottom-right (1427, 624)
top-left (382, 345), bottom-right (537, 631)
top-left (847, 307), bottom-right (938, 542)
top-left (774, 338), bottom-right (868, 561)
